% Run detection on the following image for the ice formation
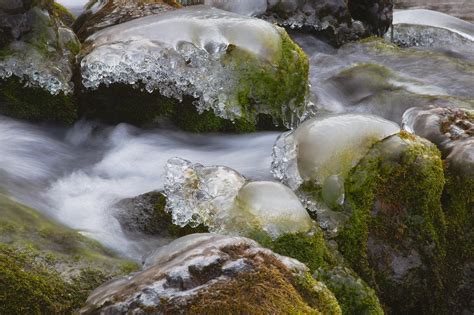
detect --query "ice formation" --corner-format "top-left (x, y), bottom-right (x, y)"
top-left (403, 106), bottom-right (474, 176)
top-left (164, 157), bottom-right (313, 238)
top-left (82, 233), bottom-right (309, 314)
top-left (271, 114), bottom-right (400, 210)
top-left (80, 5), bottom-right (308, 126)
top-left (393, 9), bottom-right (474, 42)
top-left (0, 6), bottom-right (79, 94)
top-left (202, 0), bottom-right (267, 16)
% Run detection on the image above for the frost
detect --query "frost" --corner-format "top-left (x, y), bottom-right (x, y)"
top-left (80, 6), bottom-right (303, 126)
top-left (271, 114), bottom-right (400, 227)
top-left (164, 157), bottom-right (313, 238)
top-left (0, 7), bottom-right (78, 94)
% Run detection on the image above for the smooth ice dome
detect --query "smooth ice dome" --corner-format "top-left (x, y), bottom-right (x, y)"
top-left (80, 5), bottom-right (308, 126)
top-left (272, 114), bottom-right (400, 208)
top-left (164, 157), bottom-right (313, 238)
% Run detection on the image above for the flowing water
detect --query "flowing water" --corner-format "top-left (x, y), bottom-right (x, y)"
top-left (1, 3), bottom-right (473, 260)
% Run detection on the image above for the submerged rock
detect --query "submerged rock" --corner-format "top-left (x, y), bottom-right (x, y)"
top-left (0, 193), bottom-right (137, 314)
top-left (114, 190), bottom-right (208, 237)
top-left (81, 233), bottom-right (342, 314)
top-left (271, 113), bottom-right (399, 230)
top-left (78, 6), bottom-right (309, 129)
top-left (164, 157), bottom-right (313, 238)
top-left (338, 132), bottom-right (447, 314)
top-left (0, 0), bottom-right (79, 123)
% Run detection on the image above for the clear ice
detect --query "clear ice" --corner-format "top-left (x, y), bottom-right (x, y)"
top-left (271, 114), bottom-right (400, 222)
top-left (80, 5), bottom-right (299, 124)
top-left (0, 7), bottom-right (79, 95)
top-left (164, 157), bottom-right (313, 238)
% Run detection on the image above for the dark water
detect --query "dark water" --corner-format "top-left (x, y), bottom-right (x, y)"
top-left (395, 0), bottom-right (474, 22)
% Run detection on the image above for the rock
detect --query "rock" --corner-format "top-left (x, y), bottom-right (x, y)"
top-left (402, 106), bottom-right (474, 314)
top-left (78, 5), bottom-right (309, 129)
top-left (113, 190), bottom-right (208, 236)
top-left (0, 193), bottom-right (137, 314)
top-left (80, 233), bottom-right (342, 314)
top-left (0, 0), bottom-right (79, 123)
top-left (271, 113), bottom-right (399, 231)
top-left (179, 0), bottom-right (393, 46)
top-left (338, 132), bottom-right (447, 314)
top-left (164, 157), bottom-right (314, 238)
top-left (73, 0), bottom-right (180, 42)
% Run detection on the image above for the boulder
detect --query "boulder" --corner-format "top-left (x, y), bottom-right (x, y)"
top-left (80, 233), bottom-right (342, 314)
top-left (77, 6), bottom-right (309, 129)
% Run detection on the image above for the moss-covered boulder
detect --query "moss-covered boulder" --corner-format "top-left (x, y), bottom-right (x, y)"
top-left (256, 229), bottom-right (383, 315)
top-left (0, 193), bottom-right (137, 314)
top-left (403, 106), bottom-right (474, 314)
top-left (337, 132), bottom-right (447, 314)
top-left (0, 0), bottom-right (79, 123)
top-left (114, 190), bottom-right (208, 237)
top-left (81, 233), bottom-right (342, 314)
top-left (77, 5), bottom-right (309, 130)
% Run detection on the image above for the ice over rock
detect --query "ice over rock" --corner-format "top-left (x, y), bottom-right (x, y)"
top-left (272, 114), bottom-right (400, 211)
top-left (403, 106), bottom-right (474, 176)
top-left (0, 4), bottom-right (80, 94)
top-left (164, 157), bottom-right (313, 238)
top-left (80, 233), bottom-right (321, 314)
top-left (80, 5), bottom-right (308, 126)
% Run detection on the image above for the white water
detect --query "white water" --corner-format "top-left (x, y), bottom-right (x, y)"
top-left (0, 117), bottom-right (277, 258)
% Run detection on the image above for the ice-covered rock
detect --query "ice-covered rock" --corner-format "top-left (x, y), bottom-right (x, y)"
top-left (164, 157), bottom-right (313, 238)
top-left (73, 0), bottom-right (179, 41)
top-left (403, 106), bottom-right (474, 176)
top-left (81, 233), bottom-right (342, 314)
top-left (0, 0), bottom-right (79, 122)
top-left (271, 113), bottom-right (400, 219)
top-left (0, 1), bottom-right (79, 95)
top-left (79, 5), bottom-right (309, 128)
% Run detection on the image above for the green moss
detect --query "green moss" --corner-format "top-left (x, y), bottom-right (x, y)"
top-left (0, 193), bottom-right (138, 313)
top-left (267, 231), bottom-right (337, 272)
top-left (225, 30), bottom-right (309, 127)
top-left (0, 76), bottom-right (77, 124)
top-left (337, 133), bottom-right (447, 313)
top-left (51, 2), bottom-right (76, 26)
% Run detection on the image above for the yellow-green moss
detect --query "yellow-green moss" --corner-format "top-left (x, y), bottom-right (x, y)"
top-left (225, 30), bottom-right (309, 127)
top-left (0, 76), bottom-right (77, 124)
top-left (51, 2), bottom-right (76, 26)
top-left (337, 133), bottom-right (447, 313)
top-left (0, 194), bottom-right (138, 313)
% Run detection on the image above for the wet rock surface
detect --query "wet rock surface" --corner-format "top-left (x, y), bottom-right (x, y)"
top-left (81, 233), bottom-right (342, 314)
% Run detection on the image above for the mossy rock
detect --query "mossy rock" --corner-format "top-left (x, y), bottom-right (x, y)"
top-left (0, 76), bottom-right (78, 124)
top-left (78, 82), bottom-right (284, 132)
top-left (256, 230), bottom-right (383, 315)
top-left (114, 191), bottom-right (208, 237)
top-left (81, 233), bottom-right (342, 314)
top-left (338, 132), bottom-right (447, 313)
top-left (0, 193), bottom-right (138, 313)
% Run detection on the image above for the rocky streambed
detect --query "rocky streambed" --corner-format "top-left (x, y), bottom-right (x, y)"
top-left (0, 0), bottom-right (473, 314)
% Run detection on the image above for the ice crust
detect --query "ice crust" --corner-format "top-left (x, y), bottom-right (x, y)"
top-left (82, 233), bottom-right (307, 313)
top-left (80, 6), bottom-right (298, 124)
top-left (271, 114), bottom-right (400, 213)
top-left (0, 7), bottom-right (79, 94)
top-left (164, 157), bottom-right (313, 238)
